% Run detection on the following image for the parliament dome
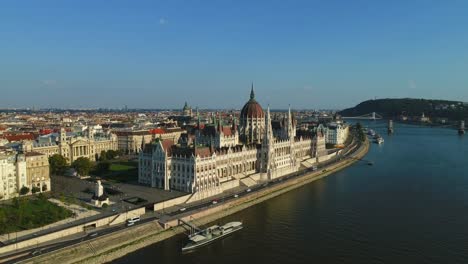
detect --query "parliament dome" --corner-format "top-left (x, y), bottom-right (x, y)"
top-left (240, 86), bottom-right (264, 118)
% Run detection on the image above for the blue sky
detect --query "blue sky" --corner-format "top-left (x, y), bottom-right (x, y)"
top-left (1, 0), bottom-right (468, 109)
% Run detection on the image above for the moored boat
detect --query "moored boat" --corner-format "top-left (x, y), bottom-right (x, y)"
top-left (182, 221), bottom-right (243, 252)
top-left (374, 137), bottom-right (384, 144)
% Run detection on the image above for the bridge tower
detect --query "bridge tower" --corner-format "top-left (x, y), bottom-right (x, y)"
top-left (388, 120), bottom-right (394, 134)
top-left (372, 112), bottom-right (376, 120)
top-left (459, 120), bottom-right (465, 135)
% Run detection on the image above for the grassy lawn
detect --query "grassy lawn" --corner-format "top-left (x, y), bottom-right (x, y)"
top-left (92, 161), bottom-right (138, 183)
top-left (0, 195), bottom-right (73, 235)
top-left (110, 163), bottom-right (135, 171)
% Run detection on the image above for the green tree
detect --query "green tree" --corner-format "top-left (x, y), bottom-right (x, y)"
top-left (355, 122), bottom-right (366, 142)
top-left (105, 150), bottom-right (119, 160)
top-left (96, 161), bottom-right (111, 173)
top-left (72, 157), bottom-right (93, 176)
top-left (49, 154), bottom-right (68, 175)
top-left (31, 186), bottom-right (40, 194)
top-left (100, 150), bottom-right (107, 161)
top-left (19, 186), bottom-right (30, 195)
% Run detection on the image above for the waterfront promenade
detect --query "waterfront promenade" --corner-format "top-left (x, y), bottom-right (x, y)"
top-left (13, 136), bottom-right (369, 264)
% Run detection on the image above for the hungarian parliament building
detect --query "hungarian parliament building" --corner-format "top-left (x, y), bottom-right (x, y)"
top-left (138, 87), bottom-right (334, 201)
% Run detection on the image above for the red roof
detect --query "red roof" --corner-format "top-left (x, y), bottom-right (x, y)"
top-left (149, 128), bottom-right (166, 134)
top-left (5, 133), bottom-right (35, 142)
top-left (39, 129), bottom-right (53, 135)
top-left (161, 139), bottom-right (174, 151)
top-left (222, 127), bottom-right (233, 136)
top-left (241, 99), bottom-right (264, 118)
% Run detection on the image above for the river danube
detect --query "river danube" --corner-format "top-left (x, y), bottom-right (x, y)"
top-left (114, 121), bottom-right (468, 264)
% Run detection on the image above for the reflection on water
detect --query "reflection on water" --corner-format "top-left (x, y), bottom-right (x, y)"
top-left (114, 121), bottom-right (468, 264)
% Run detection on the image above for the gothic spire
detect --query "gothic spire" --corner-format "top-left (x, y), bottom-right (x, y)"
top-left (250, 83), bottom-right (255, 100)
top-left (288, 104), bottom-right (294, 140)
top-left (218, 112), bottom-right (223, 132)
top-left (265, 105), bottom-right (273, 142)
top-left (141, 136), bottom-right (146, 152)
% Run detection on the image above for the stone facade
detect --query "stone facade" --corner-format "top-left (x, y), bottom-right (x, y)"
top-left (22, 127), bottom-right (118, 163)
top-left (114, 130), bottom-right (153, 155)
top-left (195, 114), bottom-right (239, 148)
top-left (25, 152), bottom-right (51, 193)
top-left (0, 148), bottom-right (26, 200)
top-left (239, 86), bottom-right (265, 144)
top-left (0, 148), bottom-right (48, 200)
top-left (138, 89), bottom-right (331, 201)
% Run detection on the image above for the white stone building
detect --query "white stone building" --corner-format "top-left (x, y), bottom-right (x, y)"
top-left (319, 123), bottom-right (349, 146)
top-left (195, 114), bottom-right (239, 148)
top-left (138, 88), bottom-right (331, 201)
top-left (0, 148), bottom-right (27, 200)
top-left (22, 127), bottom-right (118, 163)
top-left (239, 85), bottom-right (265, 144)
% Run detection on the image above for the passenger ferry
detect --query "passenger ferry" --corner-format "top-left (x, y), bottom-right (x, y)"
top-left (182, 221), bottom-right (243, 252)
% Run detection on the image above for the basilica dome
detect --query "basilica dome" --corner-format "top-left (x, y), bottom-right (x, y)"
top-left (240, 87), bottom-right (264, 118)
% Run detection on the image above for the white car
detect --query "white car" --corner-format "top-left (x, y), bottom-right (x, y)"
top-left (234, 194), bottom-right (239, 198)
top-left (179, 207), bottom-right (186, 212)
top-left (212, 200), bottom-right (218, 204)
top-left (246, 188), bottom-right (251, 192)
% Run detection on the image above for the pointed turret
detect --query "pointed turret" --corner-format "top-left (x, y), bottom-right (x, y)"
top-left (250, 83), bottom-right (255, 100)
top-left (197, 108), bottom-right (201, 128)
top-left (264, 105), bottom-right (273, 144)
top-left (232, 116), bottom-right (238, 132)
top-left (141, 136), bottom-right (146, 152)
top-left (213, 112), bottom-right (218, 128)
top-left (261, 105), bottom-right (274, 180)
top-left (218, 113), bottom-right (223, 133)
top-left (287, 105), bottom-right (294, 140)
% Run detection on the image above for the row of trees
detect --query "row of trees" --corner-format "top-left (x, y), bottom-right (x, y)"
top-left (355, 123), bottom-right (367, 142)
top-left (50, 155), bottom-right (93, 177)
top-left (19, 185), bottom-right (45, 196)
top-left (49, 150), bottom-right (119, 177)
top-left (96, 150), bottom-right (121, 161)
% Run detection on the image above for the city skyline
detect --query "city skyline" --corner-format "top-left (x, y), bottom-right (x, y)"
top-left (2, 1), bottom-right (468, 109)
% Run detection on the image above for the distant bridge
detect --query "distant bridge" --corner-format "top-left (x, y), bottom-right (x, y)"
top-left (342, 112), bottom-right (382, 120)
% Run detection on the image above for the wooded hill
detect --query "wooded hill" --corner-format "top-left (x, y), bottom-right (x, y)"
top-left (339, 98), bottom-right (468, 120)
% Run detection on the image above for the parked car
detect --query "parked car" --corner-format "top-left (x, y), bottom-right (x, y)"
top-left (89, 232), bottom-right (98, 237)
top-left (126, 216), bottom-right (141, 227)
top-left (233, 194), bottom-right (239, 198)
top-left (246, 188), bottom-right (251, 192)
top-left (212, 200), bottom-right (218, 204)
top-left (179, 207), bottom-right (186, 212)
top-left (31, 249), bottom-right (42, 256)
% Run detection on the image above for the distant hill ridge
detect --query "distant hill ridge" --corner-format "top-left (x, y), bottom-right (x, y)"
top-left (339, 98), bottom-right (468, 120)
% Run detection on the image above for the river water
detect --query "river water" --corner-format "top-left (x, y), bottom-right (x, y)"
top-left (114, 121), bottom-right (468, 264)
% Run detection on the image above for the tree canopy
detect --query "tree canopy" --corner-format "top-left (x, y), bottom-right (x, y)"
top-left (72, 157), bottom-right (93, 176)
top-left (49, 154), bottom-right (68, 175)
